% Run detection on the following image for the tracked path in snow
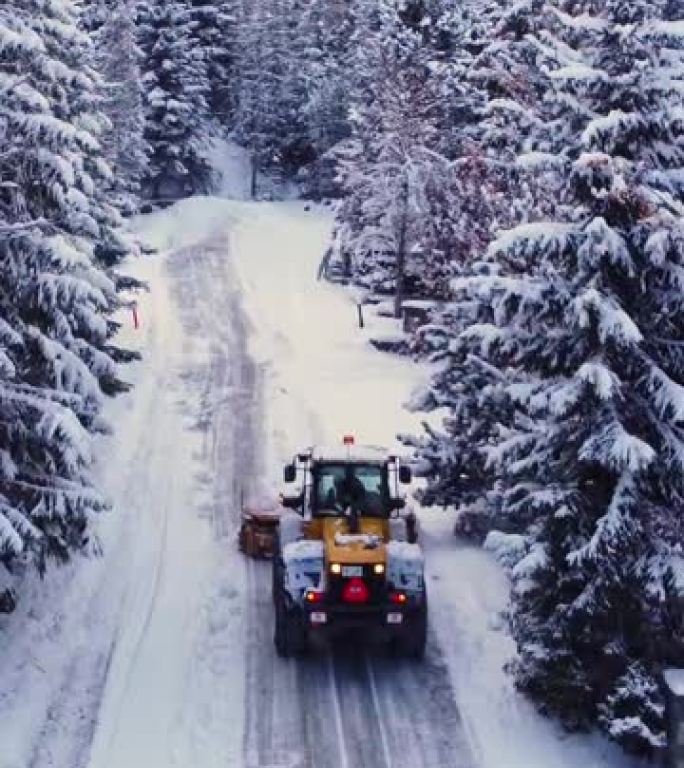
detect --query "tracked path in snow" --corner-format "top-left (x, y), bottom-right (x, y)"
top-left (123, 207), bottom-right (475, 768)
top-left (222, 205), bottom-right (476, 768)
top-left (83, 232), bottom-right (254, 768)
top-left (242, 515), bottom-right (474, 768)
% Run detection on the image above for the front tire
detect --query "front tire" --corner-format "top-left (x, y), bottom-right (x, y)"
top-left (271, 543), bottom-right (283, 604)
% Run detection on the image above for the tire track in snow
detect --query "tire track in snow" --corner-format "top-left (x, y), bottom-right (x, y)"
top-left (85, 249), bottom-right (212, 768)
top-left (234, 204), bottom-right (478, 768)
top-left (87, 232), bottom-right (255, 768)
top-left (159, 235), bottom-right (262, 768)
top-left (364, 655), bottom-right (393, 768)
top-left (23, 257), bottom-right (178, 768)
top-left (243, 558), bottom-right (476, 768)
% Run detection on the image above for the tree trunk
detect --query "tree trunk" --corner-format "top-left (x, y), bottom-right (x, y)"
top-left (251, 152), bottom-right (259, 199)
top-left (393, 177), bottom-right (409, 319)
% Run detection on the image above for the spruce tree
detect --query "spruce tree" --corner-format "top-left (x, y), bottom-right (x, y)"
top-left (0, 0), bottom-right (129, 582)
top-left (295, 0), bottom-right (354, 198)
top-left (420, 0), bottom-right (684, 752)
top-left (406, 0), bottom-right (554, 529)
top-left (232, 0), bottom-right (314, 194)
top-left (138, 0), bottom-right (213, 201)
top-left (331, 0), bottom-right (455, 311)
top-left (187, 0), bottom-right (237, 124)
top-left (89, 0), bottom-right (149, 214)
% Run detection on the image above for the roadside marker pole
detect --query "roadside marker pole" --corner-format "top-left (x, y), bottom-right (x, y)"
top-left (132, 302), bottom-right (140, 330)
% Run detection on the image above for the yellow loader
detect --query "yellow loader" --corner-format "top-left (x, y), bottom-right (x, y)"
top-left (272, 439), bottom-right (426, 658)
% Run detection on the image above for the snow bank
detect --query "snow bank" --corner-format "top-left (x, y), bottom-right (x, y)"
top-left (227, 200), bottom-right (429, 471)
top-left (664, 668), bottom-right (684, 697)
top-left (422, 509), bottom-right (639, 768)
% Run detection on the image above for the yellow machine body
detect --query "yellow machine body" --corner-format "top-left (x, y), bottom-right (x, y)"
top-left (315, 517), bottom-right (388, 566)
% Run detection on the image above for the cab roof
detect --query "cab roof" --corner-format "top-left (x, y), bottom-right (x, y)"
top-left (308, 444), bottom-right (390, 466)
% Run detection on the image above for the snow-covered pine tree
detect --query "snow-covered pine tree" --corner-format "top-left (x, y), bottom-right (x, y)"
top-left (405, 0), bottom-right (555, 532)
top-left (232, 0), bottom-right (319, 195)
top-left (228, 0), bottom-right (355, 195)
top-left (0, 0), bottom-right (128, 582)
top-left (87, 0), bottom-right (149, 214)
top-left (332, 0), bottom-right (454, 312)
top-left (435, 0), bottom-right (684, 753)
top-left (43, 0), bottom-right (129, 266)
top-left (187, 0), bottom-right (237, 125)
top-left (81, 0), bottom-right (116, 33)
top-left (295, 0), bottom-right (354, 198)
top-left (138, 0), bottom-right (213, 201)
top-left (232, 0), bottom-right (286, 195)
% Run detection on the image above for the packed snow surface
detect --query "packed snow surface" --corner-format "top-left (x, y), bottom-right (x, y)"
top-left (283, 539), bottom-right (325, 562)
top-left (664, 668), bottom-right (684, 697)
top-left (334, 532), bottom-right (382, 548)
top-left (0, 188), bottom-right (643, 768)
top-left (387, 540), bottom-right (425, 563)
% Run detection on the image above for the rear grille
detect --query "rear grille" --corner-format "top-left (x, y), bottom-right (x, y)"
top-left (327, 565), bottom-right (385, 605)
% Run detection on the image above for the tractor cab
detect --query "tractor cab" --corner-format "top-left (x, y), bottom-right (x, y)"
top-left (281, 440), bottom-right (411, 521)
top-left (313, 461), bottom-right (389, 518)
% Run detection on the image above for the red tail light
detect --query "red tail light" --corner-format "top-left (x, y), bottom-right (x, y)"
top-left (389, 591), bottom-right (408, 605)
top-left (305, 590), bottom-right (324, 604)
top-left (342, 577), bottom-right (370, 604)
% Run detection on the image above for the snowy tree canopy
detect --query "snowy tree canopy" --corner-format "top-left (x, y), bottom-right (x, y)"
top-left (408, 0), bottom-right (684, 754)
top-left (138, 0), bottom-right (213, 201)
top-left (86, 0), bottom-right (149, 214)
top-left (0, 0), bottom-right (129, 579)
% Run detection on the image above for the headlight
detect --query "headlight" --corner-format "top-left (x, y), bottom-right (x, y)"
top-left (330, 562), bottom-right (342, 575)
top-left (373, 563), bottom-right (385, 575)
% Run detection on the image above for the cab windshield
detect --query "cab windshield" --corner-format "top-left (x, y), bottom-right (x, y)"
top-left (313, 463), bottom-right (389, 518)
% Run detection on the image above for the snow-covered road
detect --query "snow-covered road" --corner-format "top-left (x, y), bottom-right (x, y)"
top-left (0, 196), bottom-right (638, 768)
top-left (124, 199), bottom-right (475, 768)
top-left (87, 230), bottom-right (253, 768)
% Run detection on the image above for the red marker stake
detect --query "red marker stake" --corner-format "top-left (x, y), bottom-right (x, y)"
top-left (132, 302), bottom-right (139, 330)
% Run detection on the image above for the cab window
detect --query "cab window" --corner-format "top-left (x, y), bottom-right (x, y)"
top-left (314, 463), bottom-right (388, 517)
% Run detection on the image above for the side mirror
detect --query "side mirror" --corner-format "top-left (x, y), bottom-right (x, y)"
top-left (399, 465), bottom-right (412, 484)
top-left (281, 494), bottom-right (303, 512)
top-left (390, 497), bottom-right (406, 512)
top-left (283, 464), bottom-right (296, 483)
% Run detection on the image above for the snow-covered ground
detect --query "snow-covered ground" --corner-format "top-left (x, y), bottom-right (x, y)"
top-left (0, 170), bottom-right (643, 767)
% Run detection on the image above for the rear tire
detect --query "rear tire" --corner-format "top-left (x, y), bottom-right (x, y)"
top-left (273, 561), bottom-right (307, 658)
top-left (271, 542), bottom-right (283, 604)
top-left (398, 597), bottom-right (427, 660)
top-left (238, 523), bottom-right (248, 554)
top-left (274, 591), bottom-right (307, 657)
top-left (272, 533), bottom-right (291, 604)
top-left (274, 590), bottom-right (290, 657)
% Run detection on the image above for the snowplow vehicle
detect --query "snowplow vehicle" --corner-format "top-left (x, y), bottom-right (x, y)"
top-left (238, 501), bottom-right (282, 558)
top-left (272, 441), bottom-right (427, 659)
